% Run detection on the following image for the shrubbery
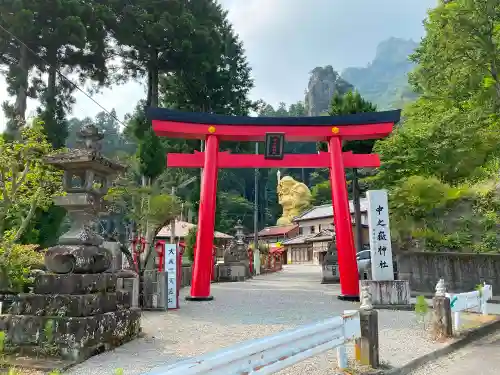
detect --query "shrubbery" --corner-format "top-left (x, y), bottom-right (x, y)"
top-left (389, 176), bottom-right (500, 252)
top-left (0, 243), bottom-right (44, 292)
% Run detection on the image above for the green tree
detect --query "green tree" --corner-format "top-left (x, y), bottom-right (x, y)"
top-left (184, 226), bottom-right (197, 262)
top-left (36, 0), bottom-right (113, 149)
top-left (312, 90), bottom-right (378, 200)
top-left (370, 0), bottom-right (500, 253)
top-left (105, 158), bottom-right (181, 269)
top-left (409, 0), bottom-right (500, 111)
top-left (215, 192), bottom-right (254, 235)
top-left (311, 180), bottom-right (332, 206)
top-left (0, 0), bottom-right (43, 136)
top-left (0, 120), bottom-right (62, 244)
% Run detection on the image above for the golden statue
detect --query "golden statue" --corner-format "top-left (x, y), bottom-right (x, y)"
top-left (277, 175), bottom-right (312, 226)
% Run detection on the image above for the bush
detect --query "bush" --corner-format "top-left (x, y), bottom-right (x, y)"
top-left (0, 244), bottom-right (44, 293)
top-left (184, 226), bottom-right (196, 262)
top-left (389, 176), bottom-right (500, 252)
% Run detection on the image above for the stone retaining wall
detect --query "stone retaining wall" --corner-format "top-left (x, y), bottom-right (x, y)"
top-left (397, 251), bottom-right (500, 296)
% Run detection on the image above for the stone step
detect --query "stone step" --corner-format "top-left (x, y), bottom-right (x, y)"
top-left (33, 273), bottom-right (117, 295)
top-left (0, 308), bottom-right (141, 362)
top-left (4, 292), bottom-right (120, 317)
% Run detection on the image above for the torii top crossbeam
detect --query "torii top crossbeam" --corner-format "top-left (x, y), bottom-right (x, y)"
top-left (148, 108), bottom-right (401, 142)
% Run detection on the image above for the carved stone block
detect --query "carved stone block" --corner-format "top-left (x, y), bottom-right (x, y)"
top-left (359, 280), bottom-right (410, 306)
top-left (44, 245), bottom-right (111, 274)
top-left (6, 293), bottom-right (117, 317)
top-left (0, 309), bottom-right (141, 361)
top-left (33, 274), bottom-right (116, 295)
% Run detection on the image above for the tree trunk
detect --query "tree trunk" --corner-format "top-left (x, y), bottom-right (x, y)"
top-left (14, 45), bottom-right (29, 124)
top-left (47, 62), bottom-right (57, 110)
top-left (146, 68), bottom-right (153, 107)
top-left (352, 168), bottom-right (364, 253)
top-left (147, 50), bottom-right (159, 108)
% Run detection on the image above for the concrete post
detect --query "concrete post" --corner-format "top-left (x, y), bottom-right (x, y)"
top-left (432, 279), bottom-right (453, 338)
top-left (355, 284), bottom-right (380, 368)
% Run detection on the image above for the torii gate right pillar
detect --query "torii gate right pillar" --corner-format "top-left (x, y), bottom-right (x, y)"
top-left (329, 135), bottom-right (359, 300)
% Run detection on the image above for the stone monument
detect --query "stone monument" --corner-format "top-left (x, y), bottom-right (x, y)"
top-left (218, 220), bottom-right (251, 282)
top-left (321, 241), bottom-right (340, 284)
top-left (0, 124), bottom-right (141, 362)
top-left (276, 176), bottom-right (311, 226)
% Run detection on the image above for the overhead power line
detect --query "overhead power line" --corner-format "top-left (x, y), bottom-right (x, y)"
top-left (0, 22), bottom-right (126, 127)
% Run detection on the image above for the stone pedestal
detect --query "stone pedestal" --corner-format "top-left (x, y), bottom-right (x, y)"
top-left (0, 273), bottom-right (140, 362)
top-left (103, 241), bottom-right (122, 273)
top-left (218, 220), bottom-right (250, 282)
top-left (117, 270), bottom-right (139, 308)
top-left (359, 280), bottom-right (410, 307)
top-left (321, 263), bottom-right (340, 284)
top-left (142, 270), bottom-right (167, 311)
top-left (432, 296), bottom-right (453, 339)
top-left (218, 263), bottom-right (247, 282)
top-left (355, 309), bottom-right (379, 368)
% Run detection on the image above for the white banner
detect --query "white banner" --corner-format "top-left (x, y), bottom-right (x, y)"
top-left (367, 190), bottom-right (394, 281)
top-left (164, 243), bottom-right (178, 309)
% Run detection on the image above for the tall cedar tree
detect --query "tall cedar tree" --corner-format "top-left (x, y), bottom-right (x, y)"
top-left (0, 1), bottom-right (43, 137)
top-left (158, 0), bottom-right (256, 233)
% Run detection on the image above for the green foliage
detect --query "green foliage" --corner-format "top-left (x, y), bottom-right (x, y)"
top-left (311, 90), bottom-right (377, 204)
top-left (330, 90), bottom-right (378, 155)
top-left (0, 244), bottom-right (44, 293)
top-left (0, 331), bottom-right (5, 353)
top-left (215, 192), bottom-right (254, 235)
top-left (184, 226), bottom-right (197, 262)
top-left (475, 284), bottom-right (484, 298)
top-left (0, 121), bottom-right (62, 244)
top-left (67, 110), bottom-right (137, 159)
top-left (414, 295), bottom-right (429, 323)
top-left (388, 176), bottom-right (500, 252)
top-left (105, 169), bottom-right (181, 237)
top-left (369, 0), bottom-right (500, 254)
top-left (311, 180), bottom-right (331, 206)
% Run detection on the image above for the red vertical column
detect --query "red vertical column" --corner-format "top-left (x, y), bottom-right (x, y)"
top-left (328, 136), bottom-right (360, 300)
top-left (186, 135), bottom-right (219, 301)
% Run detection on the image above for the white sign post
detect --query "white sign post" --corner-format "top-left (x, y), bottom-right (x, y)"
top-left (367, 190), bottom-right (394, 281)
top-left (164, 243), bottom-right (179, 310)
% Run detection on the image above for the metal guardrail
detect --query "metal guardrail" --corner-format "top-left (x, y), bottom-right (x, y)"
top-left (446, 283), bottom-right (493, 331)
top-left (143, 310), bottom-right (361, 375)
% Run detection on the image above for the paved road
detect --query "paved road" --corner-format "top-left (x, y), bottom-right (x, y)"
top-left (67, 265), bottom-right (445, 375)
top-left (409, 330), bottom-right (500, 375)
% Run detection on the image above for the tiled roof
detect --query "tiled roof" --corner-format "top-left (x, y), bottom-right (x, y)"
top-left (293, 198), bottom-right (368, 222)
top-left (257, 224), bottom-right (297, 237)
top-left (282, 234), bottom-right (315, 245)
top-left (157, 220), bottom-right (233, 239)
top-left (307, 229), bottom-right (335, 242)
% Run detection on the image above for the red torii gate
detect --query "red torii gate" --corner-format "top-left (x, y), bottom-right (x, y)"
top-left (149, 108), bottom-right (401, 301)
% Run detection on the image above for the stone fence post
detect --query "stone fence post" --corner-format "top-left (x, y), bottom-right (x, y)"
top-left (431, 278), bottom-right (453, 339)
top-left (355, 284), bottom-right (379, 368)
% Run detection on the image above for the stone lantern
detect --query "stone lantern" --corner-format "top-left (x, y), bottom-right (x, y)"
top-left (220, 220), bottom-right (251, 281)
top-left (43, 123), bottom-right (126, 274)
top-left (0, 123), bottom-right (140, 363)
top-left (235, 220), bottom-right (245, 245)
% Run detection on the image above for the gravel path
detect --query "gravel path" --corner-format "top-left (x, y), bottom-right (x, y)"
top-left (408, 330), bottom-right (500, 375)
top-left (66, 265), bottom-right (446, 375)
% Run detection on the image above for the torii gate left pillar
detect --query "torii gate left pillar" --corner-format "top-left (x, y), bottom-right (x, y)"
top-left (149, 108), bottom-right (401, 302)
top-left (190, 134), bottom-right (219, 300)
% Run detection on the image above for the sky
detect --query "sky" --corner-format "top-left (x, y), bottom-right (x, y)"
top-left (0, 0), bottom-right (437, 131)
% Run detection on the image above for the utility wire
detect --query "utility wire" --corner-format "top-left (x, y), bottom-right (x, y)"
top-left (0, 22), bottom-right (127, 127)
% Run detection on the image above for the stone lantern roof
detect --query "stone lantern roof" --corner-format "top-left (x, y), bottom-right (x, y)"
top-left (44, 123), bottom-right (126, 174)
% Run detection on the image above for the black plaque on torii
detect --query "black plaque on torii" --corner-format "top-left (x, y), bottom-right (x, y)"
top-left (264, 133), bottom-right (285, 160)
